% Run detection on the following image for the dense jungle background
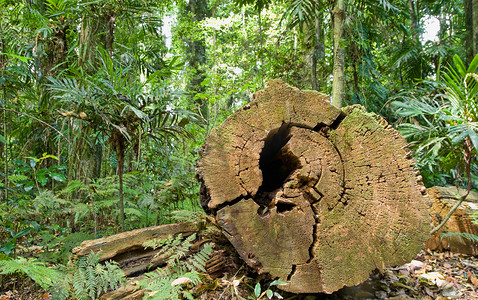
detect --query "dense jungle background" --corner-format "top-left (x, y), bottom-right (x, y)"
top-left (0, 0), bottom-right (477, 299)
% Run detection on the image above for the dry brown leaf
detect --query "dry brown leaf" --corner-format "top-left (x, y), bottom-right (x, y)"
top-left (60, 110), bottom-right (75, 116)
top-left (424, 286), bottom-right (435, 298)
top-left (467, 271), bottom-right (478, 286)
top-left (419, 272), bottom-right (447, 287)
top-left (171, 277), bottom-right (192, 286)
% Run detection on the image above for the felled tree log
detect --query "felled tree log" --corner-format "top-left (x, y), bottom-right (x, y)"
top-left (196, 79), bottom-right (431, 294)
top-left (426, 186), bottom-right (478, 255)
top-left (99, 276), bottom-right (146, 300)
top-left (72, 222), bottom-right (197, 276)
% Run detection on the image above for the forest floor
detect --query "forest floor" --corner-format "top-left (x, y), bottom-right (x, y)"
top-left (323, 250), bottom-right (478, 300)
top-left (1, 250), bottom-right (477, 299)
top-left (198, 250), bottom-right (478, 300)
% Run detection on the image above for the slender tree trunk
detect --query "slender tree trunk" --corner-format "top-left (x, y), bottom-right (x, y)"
top-left (136, 131), bottom-right (141, 171)
top-left (473, 0), bottom-right (478, 57)
top-left (331, 0), bottom-right (345, 108)
top-left (465, 0), bottom-right (474, 63)
top-left (312, 17), bottom-right (325, 91)
top-left (185, 0), bottom-right (209, 121)
top-left (0, 38), bottom-right (8, 200)
top-left (258, 9), bottom-right (265, 88)
top-left (114, 133), bottom-right (126, 232)
top-left (2, 102), bottom-right (7, 200)
top-left (118, 150), bottom-right (125, 232)
top-left (352, 62), bottom-right (359, 102)
top-left (408, 0), bottom-right (419, 40)
top-left (93, 142), bottom-right (102, 178)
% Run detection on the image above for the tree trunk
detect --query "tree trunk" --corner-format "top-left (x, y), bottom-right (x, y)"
top-left (196, 80), bottom-right (431, 294)
top-left (112, 131), bottom-right (126, 231)
top-left (312, 17), bottom-right (325, 91)
top-left (78, 14), bottom-right (101, 71)
top-left (185, 0), bottom-right (209, 121)
top-left (465, 0), bottom-right (474, 63)
top-left (0, 38), bottom-right (8, 200)
top-left (331, 0), bottom-right (345, 108)
top-left (408, 0), bottom-right (419, 41)
top-left (473, 0), bottom-right (478, 57)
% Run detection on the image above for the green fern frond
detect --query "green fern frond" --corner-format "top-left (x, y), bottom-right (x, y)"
top-left (172, 210), bottom-right (206, 223)
top-left (0, 257), bottom-right (63, 289)
top-left (58, 180), bottom-right (84, 195)
top-left (8, 174), bottom-right (28, 183)
top-left (50, 251), bottom-right (125, 300)
top-left (140, 233), bottom-right (213, 300)
top-left (440, 231), bottom-right (478, 243)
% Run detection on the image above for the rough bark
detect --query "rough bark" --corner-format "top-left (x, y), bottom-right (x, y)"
top-left (99, 276), bottom-right (146, 300)
top-left (196, 79), bottom-right (431, 294)
top-left (426, 186), bottom-right (478, 255)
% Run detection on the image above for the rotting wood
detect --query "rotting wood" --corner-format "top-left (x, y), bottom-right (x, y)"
top-left (196, 79), bottom-right (431, 294)
top-left (74, 220), bottom-right (243, 299)
top-left (72, 222), bottom-right (197, 275)
top-left (99, 276), bottom-right (145, 300)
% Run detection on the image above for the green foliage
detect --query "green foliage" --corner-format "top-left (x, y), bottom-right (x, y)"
top-left (38, 231), bottom-right (95, 264)
top-left (140, 233), bottom-right (213, 300)
top-left (281, 0), bottom-right (320, 29)
top-left (392, 54), bottom-right (478, 187)
top-left (248, 280), bottom-right (286, 300)
top-left (440, 231), bottom-right (478, 244)
top-left (50, 251), bottom-right (126, 300)
top-left (0, 257), bottom-right (63, 289)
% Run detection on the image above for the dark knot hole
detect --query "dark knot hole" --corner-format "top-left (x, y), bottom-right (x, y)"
top-left (255, 123), bottom-right (300, 214)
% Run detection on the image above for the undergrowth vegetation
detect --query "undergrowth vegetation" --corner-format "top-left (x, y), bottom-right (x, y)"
top-left (140, 233), bottom-right (213, 300)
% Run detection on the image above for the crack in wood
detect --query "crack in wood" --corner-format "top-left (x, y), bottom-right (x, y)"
top-left (287, 264), bottom-right (297, 281)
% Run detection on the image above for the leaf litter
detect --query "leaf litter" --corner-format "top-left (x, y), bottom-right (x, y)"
top-left (1, 250), bottom-right (478, 299)
top-left (327, 250), bottom-right (478, 299)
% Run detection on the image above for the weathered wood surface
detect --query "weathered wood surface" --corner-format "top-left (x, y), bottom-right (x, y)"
top-left (196, 79), bottom-right (431, 294)
top-left (426, 186), bottom-right (478, 255)
top-left (72, 222), bottom-right (197, 275)
top-left (99, 276), bottom-right (145, 300)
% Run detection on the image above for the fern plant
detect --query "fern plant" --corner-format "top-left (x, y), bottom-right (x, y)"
top-left (140, 233), bottom-right (213, 300)
top-left (50, 251), bottom-right (126, 300)
top-left (0, 257), bottom-right (63, 289)
top-left (440, 231), bottom-right (478, 244)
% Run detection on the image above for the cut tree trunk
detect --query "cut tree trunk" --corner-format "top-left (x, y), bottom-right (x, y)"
top-left (196, 79), bottom-right (431, 294)
top-left (426, 186), bottom-right (478, 255)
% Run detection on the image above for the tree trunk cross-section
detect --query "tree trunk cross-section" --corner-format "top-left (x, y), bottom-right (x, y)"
top-left (196, 79), bottom-right (431, 294)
